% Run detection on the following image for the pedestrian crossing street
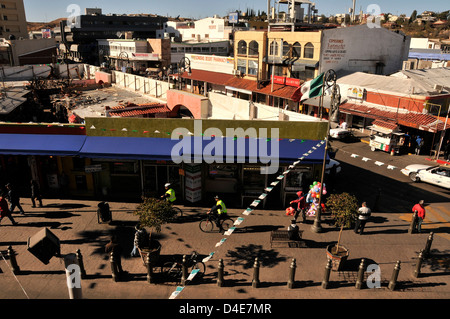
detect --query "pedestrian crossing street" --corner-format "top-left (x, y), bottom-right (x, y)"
top-left (398, 203), bottom-right (450, 241)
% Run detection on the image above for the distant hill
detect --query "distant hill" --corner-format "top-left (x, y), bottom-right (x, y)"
top-left (27, 18), bottom-right (66, 31)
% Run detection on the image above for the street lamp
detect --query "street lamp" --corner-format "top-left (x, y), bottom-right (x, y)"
top-left (311, 69), bottom-right (340, 233)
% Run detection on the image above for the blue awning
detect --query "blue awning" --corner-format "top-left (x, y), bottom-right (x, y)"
top-left (182, 137), bottom-right (327, 164)
top-left (408, 51), bottom-right (450, 61)
top-left (79, 136), bottom-right (178, 160)
top-left (0, 134), bottom-right (327, 165)
top-left (0, 134), bottom-right (87, 156)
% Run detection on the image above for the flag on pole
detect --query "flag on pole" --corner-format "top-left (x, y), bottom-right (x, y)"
top-left (300, 73), bottom-right (324, 102)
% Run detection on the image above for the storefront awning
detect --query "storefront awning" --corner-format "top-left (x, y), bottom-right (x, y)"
top-left (78, 136), bottom-right (327, 164)
top-left (0, 134), bottom-right (87, 156)
top-left (186, 137), bottom-right (327, 164)
top-left (79, 136), bottom-right (178, 160)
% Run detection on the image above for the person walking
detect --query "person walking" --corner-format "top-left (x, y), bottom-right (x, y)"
top-left (412, 200), bottom-right (426, 233)
top-left (443, 139), bottom-right (450, 161)
top-left (5, 183), bottom-right (25, 215)
top-left (354, 202), bottom-right (371, 235)
top-left (290, 190), bottom-right (307, 223)
top-left (415, 136), bottom-right (424, 155)
top-left (130, 224), bottom-right (149, 257)
top-left (105, 234), bottom-right (125, 274)
top-left (30, 179), bottom-right (43, 208)
top-left (0, 191), bottom-right (18, 225)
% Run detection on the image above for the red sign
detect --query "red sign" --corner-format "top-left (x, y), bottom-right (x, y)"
top-left (285, 77), bottom-right (301, 87)
top-left (272, 75), bottom-right (285, 85)
top-left (272, 76), bottom-right (301, 87)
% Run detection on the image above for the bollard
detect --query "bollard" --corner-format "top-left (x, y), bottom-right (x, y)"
top-left (423, 232), bottom-right (434, 258)
top-left (252, 257), bottom-right (260, 288)
top-left (181, 255), bottom-right (188, 286)
top-left (110, 251), bottom-right (118, 282)
top-left (321, 259), bottom-right (332, 289)
top-left (414, 251), bottom-right (424, 278)
top-left (217, 259), bottom-right (224, 287)
top-left (388, 260), bottom-right (401, 291)
top-left (355, 259), bottom-right (366, 289)
top-left (146, 254), bottom-right (154, 284)
top-left (408, 211), bottom-right (417, 234)
top-left (7, 246), bottom-right (20, 275)
top-left (64, 253), bottom-right (82, 299)
top-left (76, 249), bottom-right (87, 279)
top-left (287, 258), bottom-right (296, 289)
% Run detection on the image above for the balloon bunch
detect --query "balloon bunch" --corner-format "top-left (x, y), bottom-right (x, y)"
top-left (307, 181), bottom-right (327, 202)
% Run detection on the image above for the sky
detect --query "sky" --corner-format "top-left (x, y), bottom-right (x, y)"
top-left (23, 0), bottom-right (449, 22)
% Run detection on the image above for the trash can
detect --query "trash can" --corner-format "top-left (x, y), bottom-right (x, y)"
top-left (97, 201), bottom-right (112, 224)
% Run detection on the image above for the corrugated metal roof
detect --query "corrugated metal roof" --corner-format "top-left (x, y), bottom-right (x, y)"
top-left (108, 103), bottom-right (171, 117)
top-left (340, 102), bottom-right (450, 132)
top-left (180, 69), bottom-right (302, 100)
top-left (180, 69), bottom-right (234, 86)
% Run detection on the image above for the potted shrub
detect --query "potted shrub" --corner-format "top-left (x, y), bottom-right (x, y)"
top-left (133, 197), bottom-right (177, 265)
top-left (325, 192), bottom-right (358, 271)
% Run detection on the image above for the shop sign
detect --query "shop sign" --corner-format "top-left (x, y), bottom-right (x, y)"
top-left (85, 164), bottom-right (103, 173)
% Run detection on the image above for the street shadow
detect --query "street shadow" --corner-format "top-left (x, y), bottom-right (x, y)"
top-left (226, 244), bottom-right (287, 269)
top-left (30, 211), bottom-right (81, 219)
top-left (44, 203), bottom-right (90, 210)
top-left (16, 221), bottom-right (72, 230)
top-left (421, 249), bottom-right (450, 273)
top-left (335, 161), bottom-right (450, 214)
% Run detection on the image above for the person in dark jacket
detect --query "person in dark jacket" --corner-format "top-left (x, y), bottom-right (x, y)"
top-left (105, 234), bottom-right (125, 274)
top-left (30, 180), bottom-right (43, 208)
top-left (6, 183), bottom-right (25, 214)
top-left (0, 190), bottom-right (18, 225)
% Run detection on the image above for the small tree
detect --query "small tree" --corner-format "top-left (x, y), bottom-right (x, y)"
top-left (326, 192), bottom-right (358, 255)
top-left (134, 197), bottom-right (176, 234)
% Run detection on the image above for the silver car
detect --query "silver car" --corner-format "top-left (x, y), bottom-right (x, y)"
top-left (401, 164), bottom-right (450, 189)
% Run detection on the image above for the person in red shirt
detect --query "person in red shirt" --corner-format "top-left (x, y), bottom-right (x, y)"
top-left (0, 191), bottom-right (18, 225)
top-left (412, 200), bottom-right (426, 233)
top-left (290, 191), bottom-right (307, 223)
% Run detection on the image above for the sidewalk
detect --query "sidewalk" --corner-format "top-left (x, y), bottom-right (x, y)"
top-left (1, 195), bottom-right (449, 300)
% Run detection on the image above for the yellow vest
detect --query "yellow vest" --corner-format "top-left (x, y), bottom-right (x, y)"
top-left (165, 188), bottom-right (176, 202)
top-left (217, 200), bottom-right (227, 214)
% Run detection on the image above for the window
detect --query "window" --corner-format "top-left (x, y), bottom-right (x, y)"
top-left (248, 60), bottom-right (258, 76)
top-left (237, 40), bottom-right (247, 55)
top-left (304, 42), bottom-right (314, 59)
top-left (269, 40), bottom-right (279, 56)
top-left (248, 41), bottom-right (259, 56)
top-left (282, 41), bottom-right (290, 57)
top-left (292, 42), bottom-right (301, 58)
top-left (237, 59), bottom-right (246, 74)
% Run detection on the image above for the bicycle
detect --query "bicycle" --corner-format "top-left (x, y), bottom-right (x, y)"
top-left (161, 251), bottom-right (206, 282)
top-left (158, 198), bottom-right (183, 218)
top-left (199, 212), bottom-right (234, 233)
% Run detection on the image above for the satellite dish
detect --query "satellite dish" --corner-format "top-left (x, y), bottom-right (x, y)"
top-left (116, 32), bottom-right (123, 39)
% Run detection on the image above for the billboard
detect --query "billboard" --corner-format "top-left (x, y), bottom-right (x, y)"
top-left (229, 12), bottom-right (239, 24)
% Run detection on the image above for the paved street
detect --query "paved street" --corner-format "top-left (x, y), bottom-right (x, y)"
top-left (0, 136), bottom-right (449, 305)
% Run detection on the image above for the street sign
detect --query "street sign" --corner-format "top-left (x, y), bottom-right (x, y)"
top-left (229, 12), bottom-right (239, 24)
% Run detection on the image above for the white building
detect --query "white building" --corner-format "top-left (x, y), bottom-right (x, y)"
top-left (319, 25), bottom-right (411, 76)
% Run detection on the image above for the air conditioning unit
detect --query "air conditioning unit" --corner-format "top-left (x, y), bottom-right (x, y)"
top-left (232, 69), bottom-right (241, 76)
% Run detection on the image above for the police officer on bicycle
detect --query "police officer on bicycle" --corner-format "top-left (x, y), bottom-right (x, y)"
top-left (161, 183), bottom-right (176, 204)
top-left (207, 195), bottom-right (227, 228)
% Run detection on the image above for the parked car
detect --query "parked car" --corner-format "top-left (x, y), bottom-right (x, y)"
top-left (329, 128), bottom-right (352, 140)
top-left (401, 164), bottom-right (450, 189)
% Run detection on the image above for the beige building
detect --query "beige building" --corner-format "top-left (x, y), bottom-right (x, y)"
top-left (0, 0), bottom-right (28, 39)
top-left (234, 29), bottom-right (321, 82)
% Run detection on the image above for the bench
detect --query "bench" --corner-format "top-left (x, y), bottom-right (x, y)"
top-left (270, 230), bottom-right (306, 248)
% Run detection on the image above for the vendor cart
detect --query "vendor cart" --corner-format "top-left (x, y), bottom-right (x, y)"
top-left (368, 120), bottom-right (405, 156)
